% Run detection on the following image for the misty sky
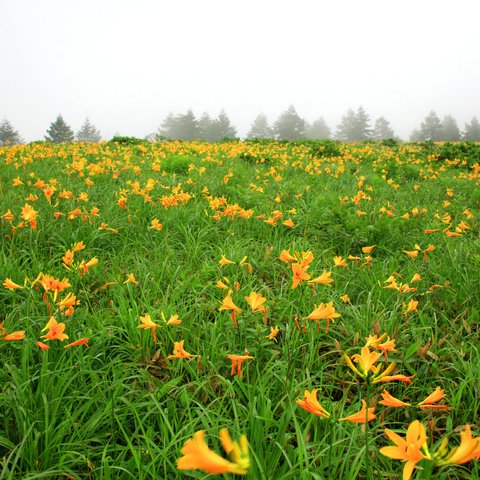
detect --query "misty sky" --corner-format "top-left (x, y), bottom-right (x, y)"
top-left (1, 0), bottom-right (480, 141)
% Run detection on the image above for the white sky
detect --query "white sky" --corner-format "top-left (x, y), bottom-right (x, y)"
top-left (1, 0), bottom-right (479, 140)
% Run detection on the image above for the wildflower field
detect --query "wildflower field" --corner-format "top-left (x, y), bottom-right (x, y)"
top-left (1, 139), bottom-right (479, 479)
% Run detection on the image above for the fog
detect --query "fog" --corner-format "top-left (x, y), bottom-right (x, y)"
top-left (1, 0), bottom-right (479, 141)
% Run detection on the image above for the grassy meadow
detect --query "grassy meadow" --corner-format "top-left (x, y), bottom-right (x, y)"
top-left (0, 139), bottom-right (479, 479)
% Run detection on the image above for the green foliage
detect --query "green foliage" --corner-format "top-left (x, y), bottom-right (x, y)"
top-left (437, 142), bottom-right (480, 165)
top-left (161, 154), bottom-right (191, 174)
top-left (0, 140), bottom-right (479, 479)
top-left (381, 138), bottom-right (398, 147)
top-left (109, 136), bottom-right (146, 145)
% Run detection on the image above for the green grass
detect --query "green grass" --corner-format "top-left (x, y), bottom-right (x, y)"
top-left (0, 140), bottom-right (479, 479)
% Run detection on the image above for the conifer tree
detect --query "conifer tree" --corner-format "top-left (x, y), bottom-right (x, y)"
top-left (463, 116), bottom-right (480, 141)
top-left (409, 129), bottom-right (423, 142)
top-left (156, 113), bottom-right (177, 139)
top-left (247, 114), bottom-right (273, 139)
top-left (419, 111), bottom-right (443, 141)
top-left (156, 110), bottom-right (199, 140)
top-left (175, 110), bottom-right (200, 140)
top-left (441, 115), bottom-right (461, 141)
top-left (354, 106), bottom-right (373, 141)
top-left (335, 109), bottom-right (358, 141)
top-left (45, 115), bottom-right (75, 143)
top-left (0, 119), bottom-right (22, 145)
top-left (305, 117), bottom-right (331, 140)
top-left (373, 117), bottom-right (395, 140)
top-left (76, 118), bottom-right (102, 142)
top-left (273, 105), bottom-right (306, 140)
top-left (198, 112), bottom-right (218, 142)
top-left (213, 110), bottom-right (237, 140)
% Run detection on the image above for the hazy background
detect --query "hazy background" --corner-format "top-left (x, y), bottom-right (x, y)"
top-left (1, 0), bottom-right (479, 141)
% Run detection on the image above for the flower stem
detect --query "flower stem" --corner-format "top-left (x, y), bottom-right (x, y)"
top-left (327, 418), bottom-right (333, 472)
top-left (365, 381), bottom-right (371, 479)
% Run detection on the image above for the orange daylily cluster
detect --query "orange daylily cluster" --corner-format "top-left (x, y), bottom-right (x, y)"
top-left (177, 429), bottom-right (250, 475)
top-left (0, 321), bottom-right (25, 341)
top-left (380, 420), bottom-right (480, 480)
top-left (344, 341), bottom-right (414, 385)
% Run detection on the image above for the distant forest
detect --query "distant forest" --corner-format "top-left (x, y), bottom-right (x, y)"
top-left (1, 106), bottom-right (480, 145)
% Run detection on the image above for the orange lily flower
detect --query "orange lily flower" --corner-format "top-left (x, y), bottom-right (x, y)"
top-left (291, 263), bottom-right (311, 289)
top-left (305, 301), bottom-right (341, 332)
top-left (298, 251), bottom-right (314, 268)
top-left (423, 244), bottom-right (435, 261)
top-left (244, 292), bottom-right (267, 313)
top-left (166, 314), bottom-right (182, 325)
top-left (21, 203), bottom-right (38, 230)
top-left (79, 257), bottom-right (98, 276)
top-left (297, 389), bottom-right (331, 418)
top-left (373, 373), bottom-right (415, 385)
top-left (340, 294), bottom-right (350, 303)
top-left (340, 400), bottom-right (376, 423)
top-left (351, 346), bottom-right (382, 377)
top-left (282, 219), bottom-right (295, 228)
top-left (219, 255), bottom-right (235, 266)
top-left (73, 241), bottom-right (86, 252)
top-left (2, 330), bottom-right (25, 341)
top-left (62, 250), bottom-right (74, 268)
top-left (216, 278), bottom-right (230, 289)
top-left (177, 429), bottom-right (249, 475)
top-left (404, 250), bottom-right (418, 259)
top-left (362, 245), bottom-right (376, 254)
top-left (2, 209), bottom-right (14, 222)
top-left (364, 333), bottom-right (387, 348)
top-left (418, 386), bottom-right (449, 410)
top-left (266, 325), bottom-right (280, 342)
top-left (308, 269), bottom-right (334, 286)
top-left (239, 256), bottom-right (252, 273)
top-left (41, 316), bottom-right (69, 341)
top-left (379, 390), bottom-right (411, 408)
top-left (168, 340), bottom-right (194, 359)
top-left (445, 228), bottom-right (462, 237)
top-left (98, 222), bottom-right (118, 233)
top-left (64, 338), bottom-right (89, 348)
top-left (333, 255), bottom-right (347, 267)
top-left (410, 273), bottom-right (422, 283)
top-left (403, 300), bottom-right (418, 315)
top-left (227, 354), bottom-right (254, 377)
top-left (57, 292), bottom-right (80, 316)
top-left (379, 420), bottom-right (431, 480)
top-left (3, 278), bottom-right (23, 290)
top-left (38, 274), bottom-right (71, 299)
top-left (376, 336), bottom-right (396, 362)
top-left (219, 292), bottom-right (242, 328)
top-left (384, 277), bottom-right (399, 290)
top-left (36, 341), bottom-right (50, 351)
top-left (123, 273), bottom-right (139, 285)
top-left (436, 425), bottom-right (480, 465)
top-left (137, 313), bottom-right (161, 343)
top-left (279, 249), bottom-right (296, 263)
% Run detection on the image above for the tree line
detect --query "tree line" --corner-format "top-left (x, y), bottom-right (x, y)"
top-left (1, 108), bottom-right (480, 145)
